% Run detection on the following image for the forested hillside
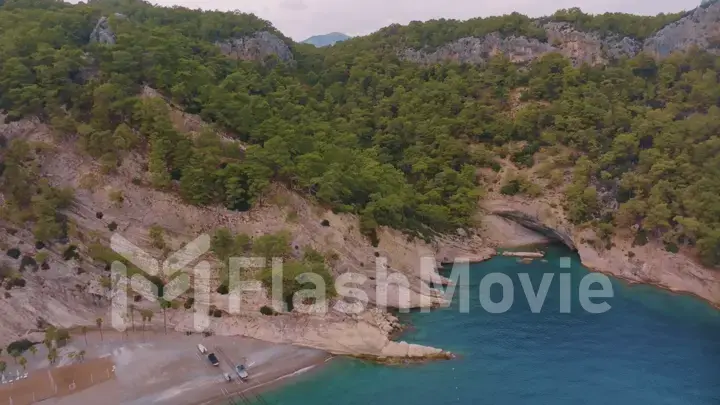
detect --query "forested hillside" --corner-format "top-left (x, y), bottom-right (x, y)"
top-left (0, 0), bottom-right (719, 267)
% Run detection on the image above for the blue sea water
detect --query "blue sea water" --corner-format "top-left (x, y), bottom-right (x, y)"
top-left (264, 246), bottom-right (720, 405)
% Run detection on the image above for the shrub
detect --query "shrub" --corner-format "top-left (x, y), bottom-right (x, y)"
top-left (500, 179), bottom-right (521, 195)
top-left (0, 264), bottom-right (12, 280)
top-left (184, 297), bottom-right (194, 309)
top-left (108, 190), bottom-right (124, 205)
top-left (6, 248), bottom-right (21, 259)
top-left (212, 309), bottom-right (222, 318)
top-left (131, 177), bottom-right (142, 186)
top-left (260, 306), bottom-right (277, 316)
top-left (216, 284), bottom-right (229, 295)
top-left (35, 241), bottom-right (45, 250)
top-left (12, 278), bottom-right (26, 288)
top-left (149, 225), bottom-right (166, 249)
top-left (95, 212), bottom-right (104, 219)
top-left (41, 261), bottom-right (50, 270)
top-left (320, 219), bottom-right (330, 227)
top-left (664, 242), bottom-right (679, 253)
top-left (108, 221), bottom-right (118, 232)
top-left (55, 328), bottom-right (71, 346)
top-left (35, 251), bottom-right (48, 263)
top-left (62, 245), bottom-right (79, 261)
top-left (20, 255), bottom-right (37, 272)
top-left (633, 230), bottom-right (649, 246)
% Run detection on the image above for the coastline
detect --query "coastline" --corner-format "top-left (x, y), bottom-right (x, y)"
top-left (580, 261), bottom-right (720, 311)
top-left (198, 355), bottom-right (335, 405)
top-left (31, 330), bottom-right (331, 405)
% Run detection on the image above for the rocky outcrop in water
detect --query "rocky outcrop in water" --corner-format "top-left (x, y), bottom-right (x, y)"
top-left (217, 31), bottom-right (294, 63)
top-left (643, 2), bottom-right (720, 58)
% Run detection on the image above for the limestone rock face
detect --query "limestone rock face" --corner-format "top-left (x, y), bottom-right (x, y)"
top-left (482, 198), bottom-right (720, 307)
top-left (543, 22), bottom-right (640, 65)
top-left (217, 31), bottom-right (294, 63)
top-left (89, 14), bottom-right (125, 45)
top-left (400, 33), bottom-right (555, 65)
top-left (399, 27), bottom-right (641, 67)
top-left (401, 3), bottom-right (720, 67)
top-left (643, 2), bottom-right (720, 58)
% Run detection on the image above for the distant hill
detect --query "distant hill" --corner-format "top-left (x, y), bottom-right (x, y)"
top-left (301, 32), bottom-right (350, 47)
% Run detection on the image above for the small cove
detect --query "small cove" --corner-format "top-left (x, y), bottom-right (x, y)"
top-left (264, 245), bottom-right (720, 405)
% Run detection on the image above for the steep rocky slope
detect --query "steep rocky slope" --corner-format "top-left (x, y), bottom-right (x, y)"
top-left (644, 2), bottom-right (720, 57)
top-left (0, 102), bottom-right (487, 357)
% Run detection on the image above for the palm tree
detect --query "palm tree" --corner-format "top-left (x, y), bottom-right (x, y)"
top-left (28, 346), bottom-right (37, 357)
top-left (129, 304), bottom-right (136, 333)
top-left (160, 299), bottom-right (171, 334)
top-left (47, 348), bottom-right (58, 366)
top-left (44, 326), bottom-right (57, 349)
top-left (18, 356), bottom-right (27, 372)
top-left (9, 350), bottom-right (20, 365)
top-left (81, 326), bottom-right (88, 346)
top-left (140, 309), bottom-right (153, 340)
top-left (96, 317), bottom-right (104, 341)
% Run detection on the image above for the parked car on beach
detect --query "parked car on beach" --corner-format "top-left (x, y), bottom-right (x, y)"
top-left (235, 364), bottom-right (249, 380)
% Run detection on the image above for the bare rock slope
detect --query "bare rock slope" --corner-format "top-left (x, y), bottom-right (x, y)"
top-left (0, 111), bottom-right (481, 358)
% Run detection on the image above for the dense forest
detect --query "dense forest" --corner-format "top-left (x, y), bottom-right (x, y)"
top-left (0, 0), bottom-right (719, 267)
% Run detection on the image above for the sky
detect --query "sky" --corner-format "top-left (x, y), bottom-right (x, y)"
top-left (149, 0), bottom-right (700, 40)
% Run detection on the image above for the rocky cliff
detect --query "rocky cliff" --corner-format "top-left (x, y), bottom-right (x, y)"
top-left (88, 14), bottom-right (126, 45)
top-left (483, 198), bottom-right (720, 307)
top-left (401, 3), bottom-right (720, 66)
top-left (216, 31), bottom-right (295, 64)
top-left (644, 2), bottom-right (720, 58)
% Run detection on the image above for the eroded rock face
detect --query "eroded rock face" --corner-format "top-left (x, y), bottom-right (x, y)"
top-left (492, 210), bottom-right (576, 250)
top-left (643, 2), bottom-right (720, 58)
top-left (89, 14), bottom-right (125, 45)
top-left (400, 33), bottom-right (556, 65)
top-left (217, 31), bottom-right (294, 63)
top-left (543, 22), bottom-right (640, 65)
top-left (399, 27), bottom-right (641, 67)
top-left (402, 3), bottom-right (720, 66)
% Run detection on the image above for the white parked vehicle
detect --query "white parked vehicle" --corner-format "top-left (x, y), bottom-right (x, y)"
top-left (197, 344), bottom-right (208, 354)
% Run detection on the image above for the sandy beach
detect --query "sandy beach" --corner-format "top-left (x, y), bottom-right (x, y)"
top-left (0, 328), bottom-right (329, 405)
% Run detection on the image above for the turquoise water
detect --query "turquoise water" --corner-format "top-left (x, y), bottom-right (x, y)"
top-left (264, 246), bottom-right (720, 405)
